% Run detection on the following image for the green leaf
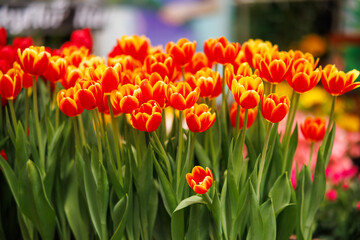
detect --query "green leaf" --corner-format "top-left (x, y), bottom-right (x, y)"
top-left (194, 140), bottom-right (212, 168)
top-left (0, 153), bottom-right (20, 207)
top-left (15, 122), bottom-right (29, 172)
top-left (321, 125), bottom-right (336, 165)
top-left (111, 194), bottom-right (129, 240)
top-left (64, 162), bottom-right (90, 240)
top-left (220, 175), bottom-right (229, 239)
top-left (19, 160), bottom-right (56, 240)
top-left (211, 190), bottom-right (222, 240)
top-left (260, 199), bottom-right (276, 240)
top-left (276, 204), bottom-right (296, 240)
top-left (268, 172), bottom-right (291, 215)
top-left (5, 107), bottom-right (15, 145)
top-left (154, 156), bottom-right (177, 214)
top-left (171, 210), bottom-right (184, 240)
top-left (173, 195), bottom-right (206, 213)
top-left (285, 125), bottom-right (298, 174)
top-left (247, 181), bottom-right (263, 240)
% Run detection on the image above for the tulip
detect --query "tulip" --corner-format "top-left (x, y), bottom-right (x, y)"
top-left (131, 100), bottom-right (162, 132)
top-left (17, 46), bottom-right (50, 76)
top-left (110, 84), bottom-right (142, 114)
top-left (62, 46), bottom-right (89, 67)
top-left (139, 73), bottom-right (168, 108)
top-left (166, 81), bottom-right (200, 111)
top-left (325, 189), bottom-right (337, 202)
top-left (57, 87), bottom-right (84, 117)
top-left (204, 37), bottom-right (240, 65)
top-left (0, 27), bottom-right (6, 46)
top-left (101, 65), bottom-right (121, 94)
top-left (300, 117), bottom-right (326, 142)
top-left (242, 39), bottom-right (278, 68)
top-left (286, 58), bottom-right (322, 93)
top-left (187, 67), bottom-right (222, 98)
top-left (0, 149), bottom-right (7, 161)
top-left (185, 52), bottom-right (212, 74)
top-left (186, 166), bottom-right (213, 194)
top-left (70, 28), bottom-right (93, 52)
top-left (261, 93), bottom-right (290, 123)
top-left (42, 56), bottom-right (68, 83)
top-left (225, 63), bottom-right (253, 90)
top-left (321, 64), bottom-right (360, 96)
top-left (75, 80), bottom-right (103, 110)
top-left (144, 53), bottom-right (176, 82)
top-left (0, 68), bottom-right (22, 100)
top-left (166, 38), bottom-right (196, 67)
top-left (13, 37), bottom-right (33, 51)
top-left (114, 35), bottom-right (150, 62)
top-left (61, 66), bottom-right (84, 89)
top-left (257, 51), bottom-right (294, 84)
top-left (231, 75), bottom-right (264, 109)
top-left (185, 104), bottom-right (216, 133)
top-left (230, 102), bottom-right (258, 129)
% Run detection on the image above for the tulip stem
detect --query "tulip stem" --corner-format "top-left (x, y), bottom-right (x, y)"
top-left (271, 83), bottom-right (276, 94)
top-left (235, 108), bottom-right (248, 183)
top-left (92, 110), bottom-right (103, 164)
top-left (24, 88), bottom-right (30, 138)
top-left (182, 67), bottom-right (186, 81)
top-left (8, 100), bottom-right (17, 132)
top-left (235, 104), bottom-right (240, 134)
top-left (202, 192), bottom-right (213, 206)
top-left (257, 122), bottom-right (272, 201)
top-left (77, 115), bottom-right (86, 147)
top-left (323, 96), bottom-right (336, 147)
top-left (282, 91), bottom-right (300, 173)
top-left (33, 76), bottom-right (45, 173)
top-left (308, 142), bottom-right (314, 169)
top-left (176, 111), bottom-right (184, 185)
top-left (153, 131), bottom-right (173, 183)
top-left (107, 95), bottom-right (123, 185)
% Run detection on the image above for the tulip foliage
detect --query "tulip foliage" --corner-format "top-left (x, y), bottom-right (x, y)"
top-left (0, 27), bottom-right (359, 240)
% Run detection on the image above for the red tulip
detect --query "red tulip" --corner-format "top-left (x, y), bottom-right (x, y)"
top-left (185, 103), bottom-right (216, 132)
top-left (300, 117), bottom-right (326, 142)
top-left (17, 46), bottom-right (50, 76)
top-left (166, 38), bottom-right (196, 67)
top-left (261, 93), bottom-right (290, 123)
top-left (57, 87), bottom-right (84, 117)
top-left (166, 81), bottom-right (200, 111)
top-left (186, 166), bottom-right (213, 194)
top-left (231, 75), bottom-right (264, 109)
top-left (139, 73), bottom-right (168, 108)
top-left (110, 84), bottom-right (142, 114)
top-left (204, 37), bottom-right (240, 65)
top-left (0, 27), bottom-right (7, 46)
top-left (229, 102), bottom-right (258, 129)
top-left (131, 100), bottom-right (162, 132)
top-left (75, 80), bottom-right (103, 110)
top-left (101, 65), bottom-right (121, 94)
top-left (0, 68), bottom-right (22, 100)
top-left (187, 67), bottom-right (222, 98)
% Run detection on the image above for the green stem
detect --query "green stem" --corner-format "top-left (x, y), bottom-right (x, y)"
top-left (271, 83), bottom-right (277, 94)
top-left (222, 64), bottom-right (227, 105)
top-left (256, 122), bottom-right (272, 201)
top-left (33, 76), bottom-right (45, 173)
top-left (235, 104), bottom-right (240, 135)
top-left (176, 111), bottom-right (184, 185)
top-left (24, 88), bottom-right (30, 137)
top-left (8, 100), bottom-right (17, 131)
top-left (182, 67), bottom-right (186, 82)
top-left (235, 108), bottom-right (248, 182)
top-left (107, 95), bottom-right (123, 185)
top-left (215, 63), bottom-right (218, 73)
top-left (92, 110), bottom-right (103, 164)
top-left (72, 117), bottom-right (80, 152)
top-left (308, 142), bottom-right (314, 169)
top-left (323, 96), bottom-right (336, 145)
top-left (0, 97), bottom-right (2, 134)
top-left (153, 131), bottom-right (173, 182)
top-left (282, 91), bottom-right (300, 173)
top-left (77, 115), bottom-right (86, 147)
top-left (202, 192), bottom-right (213, 206)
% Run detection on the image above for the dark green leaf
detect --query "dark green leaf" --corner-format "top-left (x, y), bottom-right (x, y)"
top-left (173, 195), bottom-right (206, 213)
top-left (276, 204), bottom-right (296, 240)
top-left (268, 172), bottom-right (291, 215)
top-left (260, 199), bottom-right (276, 240)
top-left (111, 194), bottom-right (129, 240)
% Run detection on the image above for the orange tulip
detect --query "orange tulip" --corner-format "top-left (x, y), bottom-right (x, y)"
top-left (231, 75), bottom-right (264, 109)
top-left (131, 100), bottom-right (162, 132)
top-left (115, 35), bottom-right (150, 62)
top-left (224, 63), bottom-right (253, 89)
top-left (12, 62), bottom-right (32, 88)
top-left (75, 80), bottom-right (103, 110)
top-left (110, 84), bottom-right (142, 114)
top-left (101, 65), bottom-right (121, 94)
top-left (288, 50), bottom-right (319, 68)
top-left (204, 36), bottom-right (240, 65)
top-left (108, 55), bottom-right (141, 71)
top-left (166, 38), bottom-right (196, 67)
top-left (144, 53), bottom-right (176, 82)
top-left (242, 39), bottom-right (278, 68)
top-left (62, 46), bottom-right (88, 67)
top-left (287, 58), bottom-right (322, 93)
top-left (0, 68), bottom-right (22, 100)
top-left (17, 46), bottom-right (50, 76)
top-left (257, 51), bottom-right (293, 84)
top-left (186, 166), bottom-right (213, 194)
top-left (42, 56), bottom-right (67, 83)
top-left (139, 73), bottom-right (168, 108)
top-left (185, 103), bottom-right (216, 132)
top-left (185, 52), bottom-right (212, 74)
top-left (166, 81), bottom-right (200, 111)
top-left (229, 102), bottom-right (258, 129)
top-left (261, 93), bottom-right (290, 123)
top-left (57, 87), bottom-right (84, 117)
top-left (321, 64), bottom-right (360, 96)
top-left (187, 67), bottom-right (222, 98)
top-left (61, 66), bottom-right (83, 89)
top-left (300, 117), bottom-right (326, 142)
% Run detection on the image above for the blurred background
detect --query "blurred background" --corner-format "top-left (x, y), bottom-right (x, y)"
top-left (1, 0), bottom-right (360, 72)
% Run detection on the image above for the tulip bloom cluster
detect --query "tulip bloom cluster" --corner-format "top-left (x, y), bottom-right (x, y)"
top-left (0, 26), bottom-right (359, 240)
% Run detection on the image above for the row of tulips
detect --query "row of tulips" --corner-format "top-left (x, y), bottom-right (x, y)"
top-left (0, 26), bottom-right (359, 240)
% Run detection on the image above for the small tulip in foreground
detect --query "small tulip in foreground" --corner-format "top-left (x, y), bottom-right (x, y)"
top-left (131, 100), bottom-right (162, 132)
top-left (300, 117), bottom-right (326, 143)
top-left (186, 166), bottom-right (213, 194)
top-left (185, 103), bottom-right (216, 133)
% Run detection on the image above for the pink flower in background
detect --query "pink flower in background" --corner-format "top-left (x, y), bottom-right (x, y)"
top-left (326, 189), bottom-right (338, 201)
top-left (357, 201), bottom-right (360, 211)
